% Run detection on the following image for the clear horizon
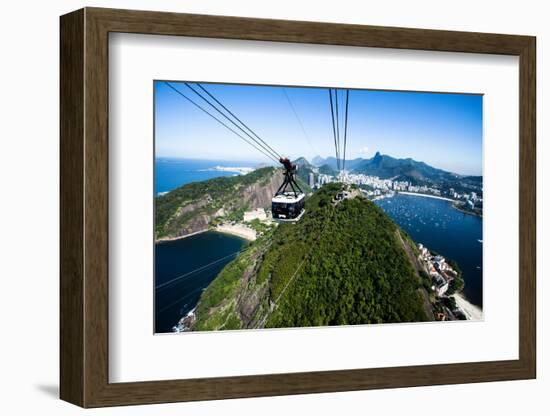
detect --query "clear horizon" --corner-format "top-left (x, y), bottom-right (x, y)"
top-left (155, 81), bottom-right (483, 176)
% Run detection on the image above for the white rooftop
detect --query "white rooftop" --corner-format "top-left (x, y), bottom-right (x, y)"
top-left (272, 193), bottom-right (305, 203)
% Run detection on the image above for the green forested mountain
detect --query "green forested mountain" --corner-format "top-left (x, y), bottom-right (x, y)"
top-left (193, 183), bottom-right (429, 331)
top-left (155, 167), bottom-right (281, 240)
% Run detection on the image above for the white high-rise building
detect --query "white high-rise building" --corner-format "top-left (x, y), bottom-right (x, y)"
top-left (309, 172), bottom-right (315, 188)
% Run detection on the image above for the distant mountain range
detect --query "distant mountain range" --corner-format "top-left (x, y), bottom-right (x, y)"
top-left (305, 152), bottom-right (481, 186)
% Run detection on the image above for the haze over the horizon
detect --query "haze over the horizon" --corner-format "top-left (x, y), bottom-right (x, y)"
top-left (155, 81), bottom-right (483, 176)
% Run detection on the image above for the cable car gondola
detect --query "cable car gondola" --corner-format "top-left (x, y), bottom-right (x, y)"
top-left (271, 157), bottom-right (305, 222)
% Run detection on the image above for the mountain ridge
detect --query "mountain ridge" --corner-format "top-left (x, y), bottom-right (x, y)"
top-left (309, 152), bottom-right (481, 185)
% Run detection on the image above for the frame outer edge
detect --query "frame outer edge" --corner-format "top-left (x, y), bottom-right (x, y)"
top-left (83, 6), bottom-right (111, 408)
top-left (85, 6), bottom-right (532, 55)
top-left (60, 8), bottom-right (86, 407)
top-left (60, 7), bottom-right (537, 407)
top-left (519, 37), bottom-right (536, 378)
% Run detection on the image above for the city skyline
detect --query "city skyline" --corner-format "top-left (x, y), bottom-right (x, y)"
top-left (155, 81), bottom-right (483, 176)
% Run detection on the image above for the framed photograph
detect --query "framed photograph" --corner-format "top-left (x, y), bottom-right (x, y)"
top-left (60, 7), bottom-right (536, 407)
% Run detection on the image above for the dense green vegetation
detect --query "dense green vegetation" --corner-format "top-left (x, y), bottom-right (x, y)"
top-left (446, 259), bottom-right (465, 295)
top-left (193, 234), bottom-right (273, 331)
top-left (246, 218), bottom-right (274, 235)
top-left (193, 183), bottom-right (429, 330)
top-left (155, 167), bottom-right (276, 239)
top-left (265, 184), bottom-right (427, 327)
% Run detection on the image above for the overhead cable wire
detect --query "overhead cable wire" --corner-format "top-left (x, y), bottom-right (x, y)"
top-left (328, 89), bottom-right (340, 171)
top-left (334, 89), bottom-right (341, 173)
top-left (343, 89), bottom-right (350, 172)
top-left (184, 82), bottom-right (280, 161)
top-left (196, 83), bottom-right (282, 159)
top-left (155, 250), bottom-right (245, 291)
top-left (282, 88), bottom-right (319, 157)
top-left (164, 82), bottom-right (279, 164)
top-left (157, 286), bottom-right (207, 315)
top-left (191, 83), bottom-right (283, 160)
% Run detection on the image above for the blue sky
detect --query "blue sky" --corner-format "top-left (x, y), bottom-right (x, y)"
top-left (154, 81), bottom-right (483, 175)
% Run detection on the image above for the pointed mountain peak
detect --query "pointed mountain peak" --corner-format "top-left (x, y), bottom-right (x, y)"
top-left (293, 156), bottom-right (310, 166)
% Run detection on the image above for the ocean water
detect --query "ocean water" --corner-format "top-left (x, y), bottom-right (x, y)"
top-left (375, 194), bottom-right (483, 307)
top-left (155, 231), bottom-right (247, 333)
top-left (155, 158), bottom-right (258, 195)
top-left (154, 158), bottom-right (257, 333)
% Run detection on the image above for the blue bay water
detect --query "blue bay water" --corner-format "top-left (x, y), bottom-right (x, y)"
top-left (155, 158), bottom-right (259, 194)
top-left (155, 231), bottom-right (247, 333)
top-left (375, 194), bottom-right (483, 307)
top-left (155, 158), bottom-right (256, 333)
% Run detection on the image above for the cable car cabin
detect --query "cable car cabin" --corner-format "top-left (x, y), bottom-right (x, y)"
top-left (272, 157), bottom-right (305, 221)
top-left (271, 192), bottom-right (305, 221)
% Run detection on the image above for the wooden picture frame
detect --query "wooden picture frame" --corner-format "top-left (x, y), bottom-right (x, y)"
top-left (60, 7), bottom-right (536, 408)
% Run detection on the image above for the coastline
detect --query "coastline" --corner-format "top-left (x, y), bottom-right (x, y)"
top-left (397, 191), bottom-right (482, 218)
top-left (397, 191), bottom-right (454, 202)
top-left (452, 205), bottom-right (483, 218)
top-left (155, 228), bottom-right (208, 244)
top-left (200, 166), bottom-right (254, 175)
top-left (155, 222), bottom-right (258, 244)
top-left (452, 293), bottom-right (483, 321)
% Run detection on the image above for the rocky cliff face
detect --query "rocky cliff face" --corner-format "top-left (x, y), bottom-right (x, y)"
top-left (161, 196), bottom-right (212, 239)
top-left (243, 172), bottom-right (283, 209)
top-left (155, 168), bottom-right (283, 240)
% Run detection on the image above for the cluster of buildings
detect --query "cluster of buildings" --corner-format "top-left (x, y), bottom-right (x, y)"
top-left (317, 172), bottom-right (393, 190)
top-left (406, 184), bottom-right (441, 195)
top-left (316, 172), bottom-right (444, 194)
top-left (312, 172), bottom-right (482, 207)
top-left (448, 188), bottom-right (482, 209)
top-left (345, 173), bottom-right (393, 190)
top-left (417, 243), bottom-right (458, 297)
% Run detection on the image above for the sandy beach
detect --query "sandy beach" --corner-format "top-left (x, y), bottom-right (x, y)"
top-left (215, 223), bottom-right (257, 241)
top-left (452, 293), bottom-right (483, 321)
